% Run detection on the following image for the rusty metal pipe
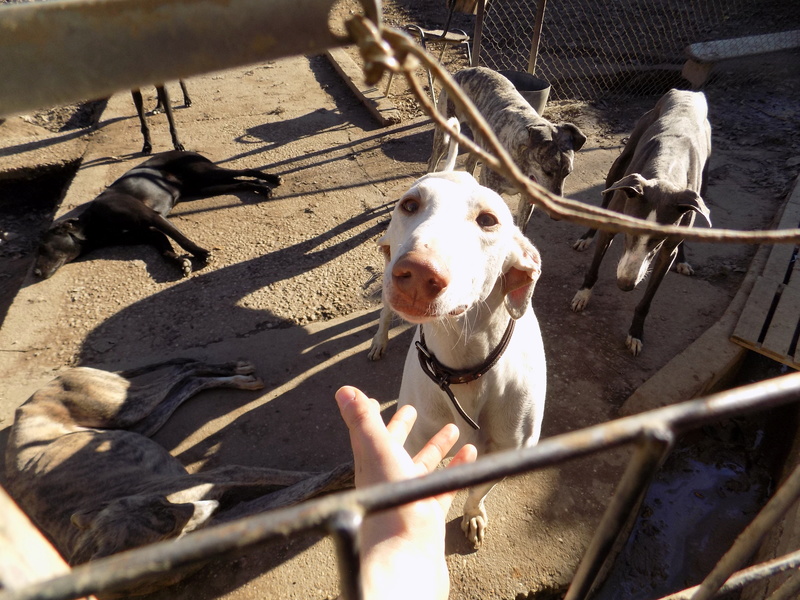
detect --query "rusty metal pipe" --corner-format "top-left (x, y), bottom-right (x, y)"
top-left (0, 0), bottom-right (381, 117)
top-left (657, 550), bottom-right (800, 600)
top-left (564, 427), bottom-right (675, 600)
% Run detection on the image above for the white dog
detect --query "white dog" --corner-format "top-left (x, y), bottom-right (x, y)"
top-left (372, 169), bottom-right (547, 547)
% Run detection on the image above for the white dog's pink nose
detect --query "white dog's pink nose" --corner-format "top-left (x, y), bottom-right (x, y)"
top-left (392, 251), bottom-right (450, 306)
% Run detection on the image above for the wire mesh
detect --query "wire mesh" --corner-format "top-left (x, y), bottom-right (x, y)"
top-left (476, 0), bottom-right (800, 100)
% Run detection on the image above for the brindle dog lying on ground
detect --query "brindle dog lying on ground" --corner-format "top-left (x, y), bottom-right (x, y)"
top-left (5, 358), bottom-right (352, 595)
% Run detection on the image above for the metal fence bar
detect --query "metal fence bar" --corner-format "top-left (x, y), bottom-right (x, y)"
top-left (563, 428), bottom-right (675, 600)
top-left (657, 551), bottom-right (800, 600)
top-left (3, 372), bottom-right (800, 600)
top-left (327, 510), bottom-right (364, 600)
top-left (0, 0), bottom-right (381, 117)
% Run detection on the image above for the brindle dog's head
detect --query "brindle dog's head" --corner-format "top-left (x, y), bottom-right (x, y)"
top-left (69, 494), bottom-right (217, 564)
top-left (521, 121), bottom-right (587, 196)
top-left (482, 120), bottom-right (587, 200)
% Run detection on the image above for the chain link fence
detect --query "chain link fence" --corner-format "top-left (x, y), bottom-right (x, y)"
top-left (476, 0), bottom-right (800, 100)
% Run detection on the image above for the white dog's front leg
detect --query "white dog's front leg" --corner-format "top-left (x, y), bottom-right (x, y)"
top-left (461, 480), bottom-right (499, 548)
top-left (367, 305), bottom-right (393, 361)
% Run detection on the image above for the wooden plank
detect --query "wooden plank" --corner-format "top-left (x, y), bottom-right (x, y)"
top-left (761, 279), bottom-right (800, 365)
top-left (686, 30), bottom-right (800, 62)
top-left (760, 242), bottom-right (796, 283)
top-left (759, 181), bottom-right (800, 281)
top-left (325, 48), bottom-right (402, 127)
top-left (730, 275), bottom-right (780, 350)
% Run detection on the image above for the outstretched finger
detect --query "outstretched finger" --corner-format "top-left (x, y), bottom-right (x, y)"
top-left (334, 386), bottom-right (386, 452)
top-left (412, 423), bottom-right (460, 474)
top-left (385, 404), bottom-right (417, 446)
top-left (434, 443), bottom-right (478, 514)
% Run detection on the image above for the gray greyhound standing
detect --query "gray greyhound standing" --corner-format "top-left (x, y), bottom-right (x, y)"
top-left (570, 89), bottom-right (712, 356)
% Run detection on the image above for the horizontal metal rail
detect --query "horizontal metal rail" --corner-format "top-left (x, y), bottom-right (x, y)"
top-left (0, 0), bottom-right (380, 117)
top-left (2, 371), bottom-right (800, 600)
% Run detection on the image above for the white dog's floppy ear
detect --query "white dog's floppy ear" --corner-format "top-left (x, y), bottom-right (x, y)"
top-left (502, 233), bottom-right (542, 319)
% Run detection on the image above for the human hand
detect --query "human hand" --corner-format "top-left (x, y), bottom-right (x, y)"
top-left (334, 385), bottom-right (477, 600)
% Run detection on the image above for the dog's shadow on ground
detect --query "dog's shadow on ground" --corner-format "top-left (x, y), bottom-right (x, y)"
top-left (132, 311), bottom-right (413, 600)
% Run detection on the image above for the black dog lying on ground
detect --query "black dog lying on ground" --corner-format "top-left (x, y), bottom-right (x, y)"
top-left (33, 150), bottom-right (281, 279)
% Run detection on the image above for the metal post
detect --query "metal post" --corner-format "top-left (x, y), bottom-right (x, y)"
top-left (328, 510), bottom-right (364, 600)
top-left (471, 0), bottom-right (487, 67)
top-left (0, 0), bottom-right (381, 117)
top-left (528, 0), bottom-right (548, 74)
top-left (563, 427), bottom-right (675, 600)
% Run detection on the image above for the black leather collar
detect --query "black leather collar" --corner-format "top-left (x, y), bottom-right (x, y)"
top-left (415, 318), bottom-right (515, 430)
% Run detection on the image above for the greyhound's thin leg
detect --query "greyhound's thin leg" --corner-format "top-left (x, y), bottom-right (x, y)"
top-left (573, 191), bottom-right (615, 251)
top-left (156, 85), bottom-right (185, 152)
top-left (131, 89), bottom-right (152, 154)
top-left (212, 462), bottom-right (355, 524)
top-left (571, 229), bottom-right (615, 312)
top-left (179, 80), bottom-right (192, 107)
top-left (516, 196), bottom-right (534, 234)
top-left (627, 244), bottom-right (679, 356)
top-left (130, 366), bottom-right (264, 437)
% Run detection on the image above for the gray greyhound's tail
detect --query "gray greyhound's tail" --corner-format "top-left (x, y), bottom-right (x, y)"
top-left (440, 117), bottom-right (460, 172)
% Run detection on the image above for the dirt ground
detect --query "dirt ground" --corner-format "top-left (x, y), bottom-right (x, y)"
top-left (1, 1), bottom-right (800, 599)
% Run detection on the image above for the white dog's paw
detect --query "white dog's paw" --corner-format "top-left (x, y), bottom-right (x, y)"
top-left (367, 339), bottom-right (387, 361)
top-left (461, 508), bottom-right (488, 549)
top-left (675, 261), bottom-right (694, 276)
top-left (571, 288), bottom-right (592, 312)
top-left (626, 334), bottom-right (643, 357)
top-left (572, 237), bottom-right (593, 252)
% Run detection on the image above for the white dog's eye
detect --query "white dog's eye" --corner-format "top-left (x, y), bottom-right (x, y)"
top-left (400, 197), bottom-right (420, 214)
top-left (476, 212), bottom-right (498, 229)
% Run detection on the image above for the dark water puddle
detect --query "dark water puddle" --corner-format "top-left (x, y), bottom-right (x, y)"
top-left (593, 353), bottom-right (796, 600)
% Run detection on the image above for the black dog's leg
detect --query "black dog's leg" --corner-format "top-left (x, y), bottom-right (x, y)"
top-left (155, 85), bottom-right (185, 152)
top-left (221, 167), bottom-right (282, 186)
top-left (142, 228), bottom-right (196, 277)
top-left (149, 213), bottom-right (212, 263)
top-left (627, 243), bottom-right (679, 356)
top-left (182, 164), bottom-right (282, 198)
top-left (179, 80), bottom-right (192, 107)
top-left (191, 182), bottom-right (278, 198)
top-left (131, 89), bottom-right (153, 154)
top-left (153, 81), bottom-right (192, 113)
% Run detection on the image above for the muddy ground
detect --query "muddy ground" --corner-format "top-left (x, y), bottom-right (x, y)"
top-left (1, 1), bottom-right (800, 599)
